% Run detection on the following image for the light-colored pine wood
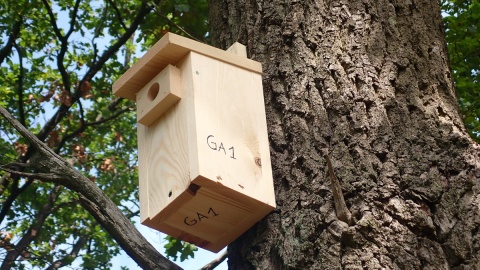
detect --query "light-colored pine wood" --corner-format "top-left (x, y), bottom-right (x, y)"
top-left (112, 33), bottom-right (262, 100)
top-left (136, 99), bottom-right (191, 225)
top-left (226, 42), bottom-right (247, 58)
top-left (136, 65), bottom-right (182, 126)
top-left (117, 36), bottom-right (275, 253)
top-left (137, 54), bottom-right (198, 226)
top-left (188, 51), bottom-right (276, 208)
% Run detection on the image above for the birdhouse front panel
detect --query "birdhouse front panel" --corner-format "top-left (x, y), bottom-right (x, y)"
top-left (187, 51), bottom-right (274, 204)
top-left (112, 33), bottom-right (276, 252)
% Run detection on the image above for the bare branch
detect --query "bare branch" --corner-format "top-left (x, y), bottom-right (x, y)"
top-left (0, 105), bottom-right (181, 269)
top-left (46, 201), bottom-right (136, 269)
top-left (1, 185), bottom-right (62, 270)
top-left (126, 209), bottom-right (140, 219)
top-left (323, 154), bottom-right (353, 226)
top-left (83, 1), bottom-right (152, 82)
top-left (0, 18), bottom-right (22, 65)
top-left (36, 2), bottom-right (152, 143)
top-left (65, 0), bottom-right (82, 39)
top-left (13, 43), bottom-right (26, 126)
top-left (77, 99), bottom-right (86, 126)
top-left (42, 0), bottom-right (81, 93)
top-left (150, 3), bottom-right (202, 42)
top-left (1, 168), bottom-right (63, 182)
top-left (54, 106), bottom-right (132, 153)
top-left (200, 250), bottom-right (228, 270)
top-left (41, 0), bottom-right (72, 92)
top-left (41, 0), bottom-right (63, 40)
top-left (87, 107), bottom-right (133, 127)
top-left (106, 0), bottom-right (128, 31)
top-left (78, 194), bottom-right (182, 270)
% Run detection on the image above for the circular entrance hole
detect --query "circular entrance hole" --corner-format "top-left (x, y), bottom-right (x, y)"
top-left (147, 83), bottom-right (160, 101)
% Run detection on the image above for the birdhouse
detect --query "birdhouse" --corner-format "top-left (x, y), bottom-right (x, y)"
top-left (112, 33), bottom-right (276, 252)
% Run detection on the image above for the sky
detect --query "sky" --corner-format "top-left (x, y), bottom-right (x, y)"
top-left (110, 216), bottom-right (227, 270)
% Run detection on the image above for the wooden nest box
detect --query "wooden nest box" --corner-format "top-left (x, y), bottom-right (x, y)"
top-left (112, 33), bottom-right (276, 252)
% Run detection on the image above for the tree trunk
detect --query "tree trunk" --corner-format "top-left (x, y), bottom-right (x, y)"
top-left (208, 0), bottom-right (480, 269)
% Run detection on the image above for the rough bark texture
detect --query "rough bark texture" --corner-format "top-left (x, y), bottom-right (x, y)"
top-left (208, 0), bottom-right (480, 269)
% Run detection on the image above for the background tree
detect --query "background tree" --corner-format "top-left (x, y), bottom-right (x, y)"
top-left (442, 0), bottom-right (480, 142)
top-left (208, 0), bottom-right (480, 269)
top-left (0, 0), bottom-right (206, 268)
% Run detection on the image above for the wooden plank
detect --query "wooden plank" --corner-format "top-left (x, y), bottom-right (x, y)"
top-left (189, 52), bottom-right (276, 208)
top-left (137, 54), bottom-right (197, 223)
top-left (226, 42), bottom-right (247, 58)
top-left (145, 183), bottom-right (274, 252)
top-left (112, 33), bottom-right (262, 100)
top-left (164, 187), bottom-right (254, 243)
top-left (148, 101), bottom-right (190, 220)
top-left (136, 65), bottom-right (182, 126)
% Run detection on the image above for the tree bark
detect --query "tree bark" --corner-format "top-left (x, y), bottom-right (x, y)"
top-left (209, 0), bottom-right (480, 269)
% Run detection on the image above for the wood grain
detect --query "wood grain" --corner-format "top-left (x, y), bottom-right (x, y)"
top-left (226, 42), bottom-right (247, 58)
top-left (136, 65), bottom-right (182, 126)
top-left (112, 33), bottom-right (262, 100)
top-left (128, 40), bottom-right (275, 252)
top-left (189, 51), bottom-right (275, 207)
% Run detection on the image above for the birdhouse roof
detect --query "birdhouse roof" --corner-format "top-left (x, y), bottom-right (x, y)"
top-left (112, 33), bottom-right (263, 100)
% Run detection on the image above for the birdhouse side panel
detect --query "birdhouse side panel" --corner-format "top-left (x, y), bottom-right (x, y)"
top-left (137, 124), bottom-right (150, 224)
top-left (177, 53), bottom-right (201, 182)
top-left (137, 100), bottom-right (191, 223)
top-left (188, 52), bottom-right (276, 208)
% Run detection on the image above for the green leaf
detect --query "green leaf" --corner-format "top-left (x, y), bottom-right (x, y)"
top-left (163, 235), bottom-right (197, 262)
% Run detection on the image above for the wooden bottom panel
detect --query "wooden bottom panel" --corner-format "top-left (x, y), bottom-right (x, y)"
top-left (141, 179), bottom-right (274, 252)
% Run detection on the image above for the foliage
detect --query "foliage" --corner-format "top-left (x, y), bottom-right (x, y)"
top-left (0, 0), bottom-right (207, 268)
top-left (163, 235), bottom-right (197, 262)
top-left (442, 0), bottom-right (480, 141)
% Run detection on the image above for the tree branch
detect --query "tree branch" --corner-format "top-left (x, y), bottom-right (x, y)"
top-left (200, 250), bottom-right (228, 270)
top-left (41, 0), bottom-right (63, 40)
top-left (13, 43), bottom-right (26, 126)
top-left (0, 176), bottom-right (33, 225)
top-left (46, 202), bottom-right (137, 269)
top-left (41, 0), bottom-right (72, 93)
top-left (1, 168), bottom-right (63, 182)
top-left (106, 0), bottom-right (128, 31)
top-left (41, 0), bottom-right (81, 94)
top-left (46, 234), bottom-right (88, 270)
top-left (65, 0), bottom-right (82, 39)
top-left (0, 19), bottom-right (22, 65)
top-left (54, 106), bottom-right (132, 153)
top-left (83, 1), bottom-right (152, 82)
top-left (87, 107), bottom-right (132, 127)
top-left (150, 2), bottom-right (202, 42)
top-left (0, 106), bottom-right (181, 269)
top-left (36, 2), bottom-right (152, 143)
top-left (1, 185), bottom-right (61, 270)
